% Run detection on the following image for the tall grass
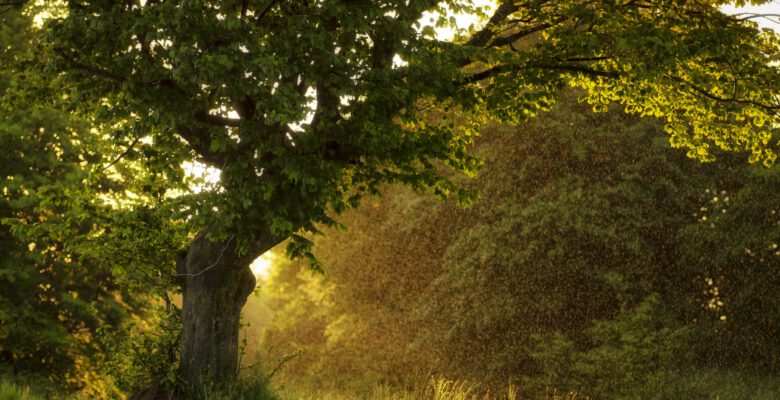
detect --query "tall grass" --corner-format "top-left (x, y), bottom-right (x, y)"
top-left (543, 387), bottom-right (587, 400)
top-left (281, 377), bottom-right (581, 400)
top-left (0, 380), bottom-right (42, 400)
top-left (202, 376), bottom-right (279, 400)
top-left (24, 372), bottom-right (777, 400)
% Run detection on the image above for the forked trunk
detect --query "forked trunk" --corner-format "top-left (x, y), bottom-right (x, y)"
top-left (177, 229), bottom-right (278, 394)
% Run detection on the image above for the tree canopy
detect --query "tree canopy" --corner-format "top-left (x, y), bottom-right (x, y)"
top-left (36, 0), bottom-right (780, 258)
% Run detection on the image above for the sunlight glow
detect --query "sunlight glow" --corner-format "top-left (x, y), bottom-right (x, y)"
top-left (721, 1), bottom-right (780, 30)
top-left (419, 0), bottom-right (497, 41)
top-left (182, 161), bottom-right (221, 193)
top-left (250, 251), bottom-right (276, 280)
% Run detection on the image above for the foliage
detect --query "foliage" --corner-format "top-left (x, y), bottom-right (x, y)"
top-left (0, 9), bottom-right (137, 397)
top-left (100, 305), bottom-right (181, 395)
top-left (10, 0), bottom-right (780, 393)
top-left (678, 160), bottom-right (780, 371)
top-left (257, 95), bottom-right (780, 398)
top-left (414, 98), bottom-right (733, 391)
top-left (526, 295), bottom-right (692, 398)
top-left (29, 0), bottom-right (780, 266)
top-left (636, 369), bottom-right (780, 400)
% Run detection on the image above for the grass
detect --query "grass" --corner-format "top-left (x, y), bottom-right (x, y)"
top-left (279, 378), bottom-right (582, 400)
top-left (0, 380), bottom-right (42, 400)
top-left (203, 377), bottom-right (279, 400)
top-left (7, 370), bottom-right (776, 399)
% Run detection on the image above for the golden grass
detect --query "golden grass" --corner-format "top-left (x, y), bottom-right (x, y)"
top-left (281, 378), bottom-right (584, 400)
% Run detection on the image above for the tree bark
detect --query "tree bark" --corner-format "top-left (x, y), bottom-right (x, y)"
top-left (177, 228), bottom-right (280, 394)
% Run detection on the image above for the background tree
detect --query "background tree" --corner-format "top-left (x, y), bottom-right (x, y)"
top-left (258, 95), bottom-right (780, 399)
top-left (26, 0), bottom-right (780, 393)
top-left (679, 157), bottom-right (780, 372)
top-left (0, 9), bottom-right (139, 397)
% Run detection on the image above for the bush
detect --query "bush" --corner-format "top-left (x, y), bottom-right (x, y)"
top-left (101, 307), bottom-right (181, 395)
top-left (638, 369), bottom-right (780, 400)
top-left (525, 295), bottom-right (692, 399)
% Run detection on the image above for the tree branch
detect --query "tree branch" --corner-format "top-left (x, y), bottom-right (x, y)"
top-left (666, 73), bottom-right (780, 113)
top-left (56, 51), bottom-right (128, 82)
top-left (465, 1), bottom-right (520, 47)
top-left (241, 0), bottom-right (249, 19)
top-left (99, 136), bottom-right (141, 172)
top-left (255, 0), bottom-right (280, 25)
top-left (175, 236), bottom-right (234, 278)
top-left (487, 22), bottom-right (553, 48)
top-left (57, 49), bottom-right (186, 93)
top-left (463, 63), bottom-right (619, 85)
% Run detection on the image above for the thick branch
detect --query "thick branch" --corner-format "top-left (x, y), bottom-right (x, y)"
top-left (487, 22), bottom-right (553, 48)
top-left (465, 1), bottom-right (520, 47)
top-left (241, 0), bottom-right (248, 18)
top-left (255, 0), bottom-right (280, 25)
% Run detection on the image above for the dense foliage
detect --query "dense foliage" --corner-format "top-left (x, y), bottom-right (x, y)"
top-left (0, 10), bottom-right (138, 397)
top-left (35, 0), bottom-right (780, 261)
top-left (258, 96), bottom-right (780, 399)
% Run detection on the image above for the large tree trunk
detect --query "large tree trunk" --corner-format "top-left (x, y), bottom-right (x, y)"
top-left (177, 228), bottom-right (279, 394)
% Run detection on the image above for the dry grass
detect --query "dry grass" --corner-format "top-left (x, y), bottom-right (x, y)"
top-left (544, 387), bottom-right (587, 400)
top-left (281, 378), bottom-right (585, 400)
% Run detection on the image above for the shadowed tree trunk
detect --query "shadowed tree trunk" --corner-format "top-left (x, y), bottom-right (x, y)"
top-left (177, 227), bottom-right (280, 394)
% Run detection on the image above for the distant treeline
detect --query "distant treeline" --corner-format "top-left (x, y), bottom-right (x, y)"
top-left (257, 94), bottom-right (780, 399)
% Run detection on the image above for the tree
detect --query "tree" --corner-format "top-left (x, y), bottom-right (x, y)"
top-left (23, 0), bottom-right (780, 393)
top-left (0, 9), bottom-right (135, 396)
top-left (679, 157), bottom-right (780, 371)
top-left (254, 97), bottom-right (695, 392)
top-left (258, 96), bottom-right (780, 398)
